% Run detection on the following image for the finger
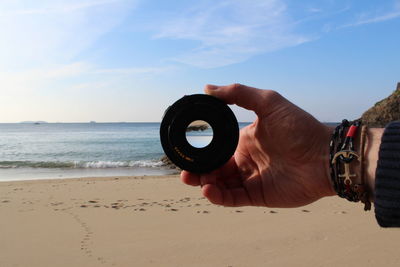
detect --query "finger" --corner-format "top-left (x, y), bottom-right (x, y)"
top-left (201, 184), bottom-right (223, 205)
top-left (180, 157), bottom-right (238, 188)
top-left (199, 164), bottom-right (254, 207)
top-left (204, 84), bottom-right (283, 116)
top-left (216, 157), bottom-right (238, 178)
top-left (199, 170), bottom-right (218, 187)
top-left (216, 157), bottom-right (244, 189)
top-left (180, 170), bottom-right (200, 186)
top-left (202, 184), bottom-right (253, 207)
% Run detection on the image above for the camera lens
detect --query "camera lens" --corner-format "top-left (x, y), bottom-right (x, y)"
top-left (160, 94), bottom-right (239, 173)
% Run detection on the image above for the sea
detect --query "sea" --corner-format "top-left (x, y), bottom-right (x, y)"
top-left (0, 122), bottom-right (251, 181)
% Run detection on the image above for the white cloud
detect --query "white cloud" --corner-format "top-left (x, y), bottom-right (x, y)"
top-left (152, 0), bottom-right (309, 68)
top-left (350, 11), bottom-right (400, 27)
top-left (307, 8), bottom-right (322, 13)
top-left (0, 62), bottom-right (172, 94)
top-left (0, 62), bottom-right (89, 91)
top-left (2, 0), bottom-right (123, 15)
top-left (0, 0), bottom-right (137, 71)
top-left (0, 61), bottom-right (173, 122)
top-left (341, 0), bottom-right (400, 28)
top-left (94, 66), bottom-right (175, 75)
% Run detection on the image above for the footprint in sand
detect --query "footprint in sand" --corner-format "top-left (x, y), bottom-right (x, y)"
top-left (97, 257), bottom-right (106, 264)
top-left (180, 197), bottom-right (191, 202)
top-left (66, 211), bottom-right (106, 263)
top-left (196, 210), bottom-right (210, 214)
top-left (167, 208), bottom-right (178, 212)
top-left (111, 202), bottom-right (123, 209)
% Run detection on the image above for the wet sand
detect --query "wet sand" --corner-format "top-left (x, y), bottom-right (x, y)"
top-left (1, 175), bottom-right (399, 266)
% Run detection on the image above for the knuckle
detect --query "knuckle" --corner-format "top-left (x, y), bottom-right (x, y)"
top-left (263, 89), bottom-right (283, 102)
top-left (232, 83), bottom-right (242, 89)
top-left (263, 90), bottom-right (285, 106)
top-left (257, 89), bottom-right (287, 117)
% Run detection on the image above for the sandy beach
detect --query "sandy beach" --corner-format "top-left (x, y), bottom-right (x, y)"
top-left (1, 175), bottom-right (399, 267)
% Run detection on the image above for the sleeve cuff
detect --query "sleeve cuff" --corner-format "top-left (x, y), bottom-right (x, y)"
top-left (375, 121), bottom-right (400, 227)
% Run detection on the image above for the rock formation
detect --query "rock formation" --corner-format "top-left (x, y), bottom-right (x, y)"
top-left (186, 124), bottom-right (209, 132)
top-left (160, 155), bottom-right (180, 172)
top-left (362, 82), bottom-right (400, 127)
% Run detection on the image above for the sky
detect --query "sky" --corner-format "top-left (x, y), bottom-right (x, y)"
top-left (0, 0), bottom-right (399, 123)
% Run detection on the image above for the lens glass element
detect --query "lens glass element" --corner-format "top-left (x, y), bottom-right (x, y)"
top-left (185, 120), bottom-right (213, 148)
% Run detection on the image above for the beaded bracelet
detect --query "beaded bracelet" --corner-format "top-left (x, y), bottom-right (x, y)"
top-left (329, 120), bottom-right (371, 211)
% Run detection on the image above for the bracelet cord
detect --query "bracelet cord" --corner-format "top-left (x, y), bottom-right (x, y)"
top-left (329, 120), bottom-right (371, 211)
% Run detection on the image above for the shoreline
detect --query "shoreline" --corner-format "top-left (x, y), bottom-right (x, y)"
top-left (2, 174), bottom-right (400, 266)
top-left (0, 166), bottom-right (178, 182)
top-left (0, 174), bottom-right (178, 185)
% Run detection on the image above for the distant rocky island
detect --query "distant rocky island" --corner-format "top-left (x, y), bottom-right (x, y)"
top-left (20, 121), bottom-right (48, 124)
top-left (186, 124), bottom-right (209, 132)
top-left (362, 82), bottom-right (400, 127)
top-left (186, 120), bottom-right (210, 132)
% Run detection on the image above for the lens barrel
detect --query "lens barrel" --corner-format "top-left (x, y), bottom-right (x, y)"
top-left (160, 94), bottom-right (239, 173)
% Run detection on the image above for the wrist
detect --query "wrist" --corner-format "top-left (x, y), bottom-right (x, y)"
top-left (323, 126), bottom-right (337, 197)
top-left (363, 128), bottom-right (383, 201)
top-left (328, 121), bottom-right (375, 209)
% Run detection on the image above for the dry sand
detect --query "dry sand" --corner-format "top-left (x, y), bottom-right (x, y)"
top-left (1, 175), bottom-right (399, 267)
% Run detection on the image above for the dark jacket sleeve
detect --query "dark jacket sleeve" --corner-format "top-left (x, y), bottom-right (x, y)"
top-left (375, 121), bottom-right (400, 227)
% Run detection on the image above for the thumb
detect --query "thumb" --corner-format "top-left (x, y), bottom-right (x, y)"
top-left (204, 83), bottom-right (283, 116)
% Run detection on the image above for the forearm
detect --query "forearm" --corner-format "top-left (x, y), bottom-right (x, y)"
top-left (364, 128), bottom-right (384, 201)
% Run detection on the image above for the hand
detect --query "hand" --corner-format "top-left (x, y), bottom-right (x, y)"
top-left (181, 84), bottom-right (336, 208)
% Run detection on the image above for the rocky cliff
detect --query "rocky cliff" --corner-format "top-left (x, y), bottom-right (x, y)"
top-left (362, 82), bottom-right (400, 127)
top-left (160, 155), bottom-right (181, 172)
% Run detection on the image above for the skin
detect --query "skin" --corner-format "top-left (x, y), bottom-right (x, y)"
top-left (181, 84), bottom-right (383, 208)
top-left (364, 128), bottom-right (383, 199)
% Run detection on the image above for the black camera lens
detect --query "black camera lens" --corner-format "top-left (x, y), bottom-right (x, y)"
top-left (160, 94), bottom-right (239, 173)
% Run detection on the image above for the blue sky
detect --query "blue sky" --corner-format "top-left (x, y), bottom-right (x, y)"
top-left (0, 0), bottom-right (399, 122)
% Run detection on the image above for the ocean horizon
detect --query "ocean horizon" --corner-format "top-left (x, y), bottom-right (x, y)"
top-left (0, 122), bottom-right (337, 181)
top-left (0, 122), bottom-right (252, 181)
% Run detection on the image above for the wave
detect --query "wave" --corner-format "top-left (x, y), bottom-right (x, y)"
top-left (0, 160), bottom-right (165, 169)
